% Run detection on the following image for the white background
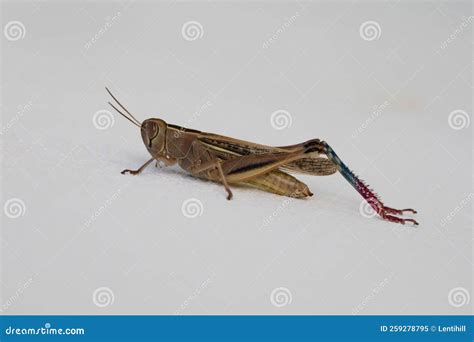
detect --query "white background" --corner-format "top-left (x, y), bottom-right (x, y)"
top-left (1, 0), bottom-right (472, 314)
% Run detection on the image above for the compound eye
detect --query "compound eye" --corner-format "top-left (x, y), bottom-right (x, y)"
top-left (151, 124), bottom-right (159, 139)
top-left (148, 124), bottom-right (159, 148)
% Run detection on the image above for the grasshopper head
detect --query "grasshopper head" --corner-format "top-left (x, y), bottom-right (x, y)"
top-left (105, 88), bottom-right (169, 157)
top-left (141, 118), bottom-right (168, 155)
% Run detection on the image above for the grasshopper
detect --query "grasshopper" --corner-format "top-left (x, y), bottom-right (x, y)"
top-left (106, 88), bottom-right (418, 225)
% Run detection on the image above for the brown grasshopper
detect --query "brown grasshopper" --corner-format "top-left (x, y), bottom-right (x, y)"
top-left (106, 88), bottom-right (418, 225)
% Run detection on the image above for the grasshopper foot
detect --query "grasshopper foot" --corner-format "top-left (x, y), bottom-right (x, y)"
top-left (381, 212), bottom-right (419, 226)
top-left (377, 204), bottom-right (418, 226)
top-left (383, 206), bottom-right (417, 215)
top-left (121, 169), bottom-right (139, 175)
top-left (366, 200), bottom-right (419, 226)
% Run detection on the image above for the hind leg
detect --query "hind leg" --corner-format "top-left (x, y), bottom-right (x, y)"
top-left (322, 141), bottom-right (418, 226)
top-left (182, 140), bottom-right (316, 200)
top-left (242, 170), bottom-right (313, 198)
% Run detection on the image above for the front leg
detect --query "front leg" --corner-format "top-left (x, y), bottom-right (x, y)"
top-left (121, 156), bottom-right (177, 175)
top-left (121, 158), bottom-right (154, 175)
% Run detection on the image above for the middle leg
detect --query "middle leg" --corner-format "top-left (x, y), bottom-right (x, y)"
top-left (191, 158), bottom-right (233, 200)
